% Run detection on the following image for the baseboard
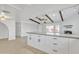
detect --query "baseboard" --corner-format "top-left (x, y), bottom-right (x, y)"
top-left (16, 36), bottom-right (21, 38)
top-left (26, 45), bottom-right (47, 54)
top-left (0, 38), bottom-right (8, 40)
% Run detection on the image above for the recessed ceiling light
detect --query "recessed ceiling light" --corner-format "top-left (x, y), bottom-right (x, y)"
top-left (1, 12), bottom-right (5, 15)
top-left (74, 8), bottom-right (77, 12)
top-left (0, 12), bottom-right (10, 20)
top-left (52, 14), bottom-right (56, 17)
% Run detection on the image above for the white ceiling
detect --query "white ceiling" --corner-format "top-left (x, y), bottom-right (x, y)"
top-left (0, 4), bottom-right (77, 23)
top-left (13, 4), bottom-right (76, 16)
top-left (12, 4), bottom-right (76, 23)
top-left (13, 4), bottom-right (75, 11)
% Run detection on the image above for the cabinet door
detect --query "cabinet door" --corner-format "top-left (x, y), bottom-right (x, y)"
top-left (27, 34), bottom-right (39, 49)
top-left (70, 39), bottom-right (79, 54)
top-left (38, 35), bottom-right (51, 53)
top-left (56, 37), bottom-right (69, 54)
top-left (48, 37), bottom-right (69, 54)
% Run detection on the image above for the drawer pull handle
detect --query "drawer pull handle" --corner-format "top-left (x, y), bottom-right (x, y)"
top-left (38, 39), bottom-right (40, 42)
top-left (53, 43), bottom-right (58, 45)
top-left (52, 49), bottom-right (58, 52)
top-left (53, 38), bottom-right (57, 39)
top-left (29, 37), bottom-right (31, 40)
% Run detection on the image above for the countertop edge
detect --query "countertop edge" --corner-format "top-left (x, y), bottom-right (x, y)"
top-left (26, 32), bottom-right (79, 39)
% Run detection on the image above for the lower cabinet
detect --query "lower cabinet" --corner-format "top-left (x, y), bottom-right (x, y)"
top-left (27, 34), bottom-right (69, 54)
top-left (70, 39), bottom-right (79, 54)
top-left (27, 34), bottom-right (40, 49)
top-left (27, 34), bottom-right (79, 54)
top-left (37, 35), bottom-right (52, 53)
top-left (44, 36), bottom-right (69, 54)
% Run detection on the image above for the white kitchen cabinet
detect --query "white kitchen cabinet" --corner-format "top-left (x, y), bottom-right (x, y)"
top-left (45, 37), bottom-right (69, 54)
top-left (38, 35), bottom-right (51, 53)
top-left (70, 38), bottom-right (79, 54)
top-left (53, 37), bottom-right (69, 54)
top-left (27, 34), bottom-right (40, 49)
top-left (27, 34), bottom-right (52, 53)
top-left (27, 33), bottom-right (69, 54)
top-left (27, 33), bottom-right (79, 54)
top-left (39, 36), bottom-right (59, 53)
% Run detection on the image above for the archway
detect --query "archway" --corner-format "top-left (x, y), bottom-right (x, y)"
top-left (0, 22), bottom-right (9, 40)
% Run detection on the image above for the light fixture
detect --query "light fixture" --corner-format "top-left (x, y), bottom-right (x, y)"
top-left (0, 11), bottom-right (10, 20)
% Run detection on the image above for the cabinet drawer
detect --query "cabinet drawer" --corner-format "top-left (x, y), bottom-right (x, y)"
top-left (27, 34), bottom-right (69, 54)
top-left (49, 37), bottom-right (68, 44)
top-left (49, 44), bottom-right (68, 54)
top-left (45, 46), bottom-right (59, 54)
top-left (48, 37), bottom-right (69, 54)
top-left (50, 48), bottom-right (68, 54)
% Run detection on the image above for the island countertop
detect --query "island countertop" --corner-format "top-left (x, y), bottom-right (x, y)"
top-left (27, 32), bottom-right (79, 39)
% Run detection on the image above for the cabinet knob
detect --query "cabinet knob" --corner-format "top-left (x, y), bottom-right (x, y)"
top-left (53, 43), bottom-right (58, 45)
top-left (52, 49), bottom-right (58, 52)
top-left (53, 38), bottom-right (57, 40)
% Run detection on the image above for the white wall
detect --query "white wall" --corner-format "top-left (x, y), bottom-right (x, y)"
top-left (19, 4), bottom-right (79, 36)
top-left (16, 22), bottom-right (21, 37)
top-left (59, 6), bottom-right (79, 35)
top-left (40, 15), bottom-right (79, 35)
top-left (0, 22), bottom-right (9, 39)
top-left (39, 5), bottom-right (79, 35)
top-left (0, 5), bottom-right (17, 40)
top-left (21, 21), bottom-right (39, 37)
top-left (61, 15), bottom-right (79, 35)
top-left (0, 20), bottom-right (15, 40)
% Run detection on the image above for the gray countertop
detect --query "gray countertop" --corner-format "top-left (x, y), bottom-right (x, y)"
top-left (27, 32), bottom-right (79, 39)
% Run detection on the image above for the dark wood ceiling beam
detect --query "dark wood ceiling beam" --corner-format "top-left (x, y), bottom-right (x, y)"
top-left (29, 18), bottom-right (40, 24)
top-left (35, 17), bottom-right (42, 21)
top-left (45, 14), bottom-right (54, 23)
top-left (59, 10), bottom-right (64, 21)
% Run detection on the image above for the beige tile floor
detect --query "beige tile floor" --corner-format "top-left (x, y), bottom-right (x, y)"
top-left (0, 38), bottom-right (46, 54)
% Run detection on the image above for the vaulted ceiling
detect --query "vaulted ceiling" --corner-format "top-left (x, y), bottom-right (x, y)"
top-left (0, 4), bottom-right (77, 23)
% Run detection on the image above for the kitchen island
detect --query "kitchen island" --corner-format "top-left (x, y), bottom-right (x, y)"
top-left (27, 32), bottom-right (79, 54)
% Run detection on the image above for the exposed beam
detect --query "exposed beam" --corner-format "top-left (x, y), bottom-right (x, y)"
top-left (59, 10), bottom-right (64, 21)
top-left (45, 14), bottom-right (54, 23)
top-left (35, 17), bottom-right (42, 21)
top-left (29, 18), bottom-right (40, 24)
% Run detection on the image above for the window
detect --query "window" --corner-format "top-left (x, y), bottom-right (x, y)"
top-left (46, 25), bottom-right (59, 35)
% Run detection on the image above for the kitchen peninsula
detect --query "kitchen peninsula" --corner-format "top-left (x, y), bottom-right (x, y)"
top-left (27, 32), bottom-right (79, 54)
